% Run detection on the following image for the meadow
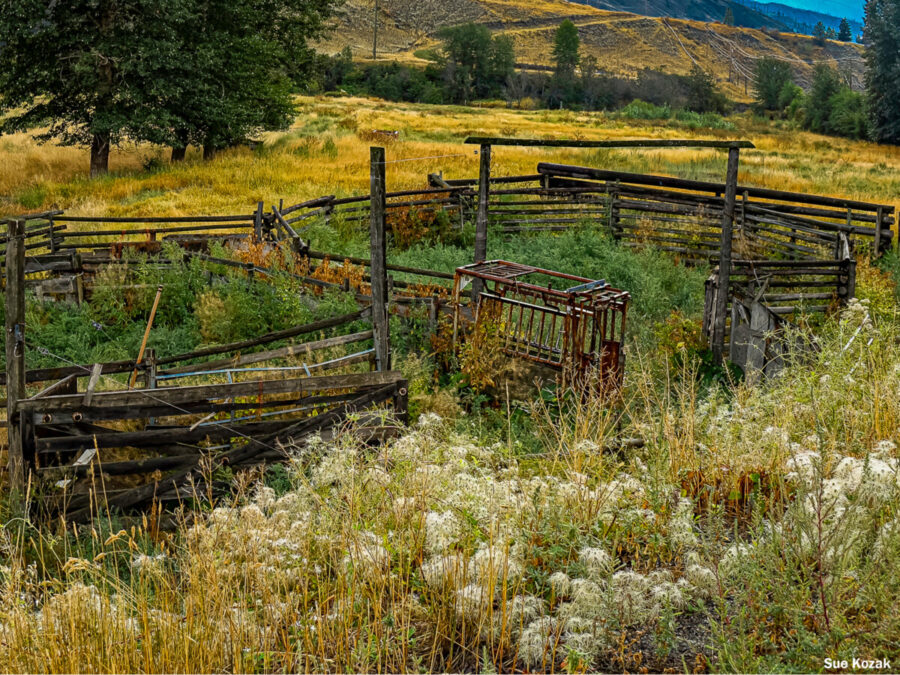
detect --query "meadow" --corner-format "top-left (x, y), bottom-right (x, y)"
top-left (3, 96), bottom-right (900, 673)
top-left (5, 96), bottom-right (900, 217)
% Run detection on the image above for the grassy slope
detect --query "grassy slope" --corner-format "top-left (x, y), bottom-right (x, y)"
top-left (322, 0), bottom-right (866, 101)
top-left (3, 96), bottom-right (899, 220)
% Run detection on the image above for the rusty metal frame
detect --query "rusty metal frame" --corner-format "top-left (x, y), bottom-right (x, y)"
top-left (452, 260), bottom-right (630, 387)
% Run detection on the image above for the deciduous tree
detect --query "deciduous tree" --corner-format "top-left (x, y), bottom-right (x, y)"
top-left (0, 0), bottom-right (338, 176)
top-left (752, 57), bottom-right (793, 110)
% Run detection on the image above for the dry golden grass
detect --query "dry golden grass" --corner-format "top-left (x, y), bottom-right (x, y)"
top-left (3, 96), bottom-right (899, 224)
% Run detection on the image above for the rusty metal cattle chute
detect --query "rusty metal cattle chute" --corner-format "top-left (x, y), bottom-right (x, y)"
top-left (452, 261), bottom-right (630, 387)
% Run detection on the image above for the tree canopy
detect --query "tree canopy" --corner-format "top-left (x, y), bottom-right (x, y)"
top-left (436, 23), bottom-right (515, 103)
top-left (838, 17), bottom-right (853, 40)
top-left (752, 57), bottom-right (794, 110)
top-left (0, 0), bottom-right (338, 176)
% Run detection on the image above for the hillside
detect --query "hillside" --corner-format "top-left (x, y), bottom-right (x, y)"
top-left (320, 0), bottom-right (867, 100)
top-left (569, 0), bottom-right (788, 30)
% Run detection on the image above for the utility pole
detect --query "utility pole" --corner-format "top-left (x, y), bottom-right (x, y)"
top-left (372, 0), bottom-right (379, 60)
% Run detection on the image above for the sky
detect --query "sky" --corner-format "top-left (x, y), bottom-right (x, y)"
top-left (769, 0), bottom-right (864, 21)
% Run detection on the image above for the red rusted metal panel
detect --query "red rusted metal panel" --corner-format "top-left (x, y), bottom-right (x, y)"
top-left (452, 260), bottom-right (630, 389)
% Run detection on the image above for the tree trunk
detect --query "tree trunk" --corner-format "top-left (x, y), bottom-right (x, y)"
top-left (203, 143), bottom-right (217, 161)
top-left (171, 146), bottom-right (187, 162)
top-left (90, 133), bottom-right (110, 178)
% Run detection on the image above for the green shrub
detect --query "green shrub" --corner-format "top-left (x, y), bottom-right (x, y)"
top-left (673, 110), bottom-right (735, 130)
top-left (620, 99), bottom-right (671, 120)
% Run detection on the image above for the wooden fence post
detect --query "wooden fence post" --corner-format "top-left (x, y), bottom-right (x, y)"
top-left (711, 147), bottom-right (740, 365)
top-left (370, 147), bottom-right (390, 371)
top-left (5, 219), bottom-right (27, 499)
top-left (473, 144), bottom-right (491, 299)
top-left (875, 206), bottom-right (884, 259)
top-left (254, 201), bottom-right (264, 242)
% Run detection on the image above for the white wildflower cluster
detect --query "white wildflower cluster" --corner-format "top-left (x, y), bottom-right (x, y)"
top-left (130, 553), bottom-right (167, 575)
top-left (186, 488), bottom-right (317, 590)
top-left (775, 441), bottom-right (900, 570)
top-left (668, 497), bottom-right (698, 550)
top-left (841, 297), bottom-right (873, 332)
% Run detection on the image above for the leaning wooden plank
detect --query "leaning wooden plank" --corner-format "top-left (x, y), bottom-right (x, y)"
top-left (82, 364), bottom-right (103, 406)
top-left (155, 309), bottom-right (369, 366)
top-left (32, 374), bottom-right (78, 399)
top-left (161, 330), bottom-right (374, 375)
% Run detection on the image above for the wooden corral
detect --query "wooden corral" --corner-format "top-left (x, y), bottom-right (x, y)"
top-left (4, 138), bottom-right (895, 515)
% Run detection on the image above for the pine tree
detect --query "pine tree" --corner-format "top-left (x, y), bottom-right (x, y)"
top-left (838, 17), bottom-right (853, 40)
top-left (552, 20), bottom-right (581, 83)
top-left (550, 19), bottom-right (580, 107)
top-left (813, 21), bottom-right (828, 45)
top-left (805, 64), bottom-right (842, 132)
top-left (865, 0), bottom-right (900, 143)
top-left (723, 7), bottom-right (735, 26)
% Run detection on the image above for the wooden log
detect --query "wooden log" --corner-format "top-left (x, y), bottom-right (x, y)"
top-left (280, 195), bottom-right (335, 217)
top-left (156, 309), bottom-right (368, 366)
top-left (5, 219), bottom-right (27, 498)
top-left (473, 144), bottom-right (491, 300)
top-left (54, 214), bottom-right (256, 224)
top-left (305, 250), bottom-right (454, 280)
top-left (467, 137), bottom-right (755, 149)
top-left (537, 163), bottom-right (892, 214)
top-left (37, 418), bottom-right (331, 453)
top-left (32, 391), bottom-right (377, 426)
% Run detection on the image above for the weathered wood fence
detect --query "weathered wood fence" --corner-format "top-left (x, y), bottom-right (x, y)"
top-left (4, 140), bottom-right (896, 515)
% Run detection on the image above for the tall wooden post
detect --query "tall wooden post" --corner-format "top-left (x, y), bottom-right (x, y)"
top-left (370, 147), bottom-right (390, 371)
top-left (254, 201), bottom-right (264, 242)
top-left (5, 219), bottom-right (27, 498)
top-left (711, 147), bottom-right (740, 365)
top-left (874, 206), bottom-right (884, 259)
top-left (473, 144), bottom-right (491, 299)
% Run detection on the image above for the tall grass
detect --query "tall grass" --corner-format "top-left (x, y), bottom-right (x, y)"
top-left (4, 96), bottom-right (900, 221)
top-left (4, 293), bottom-right (900, 672)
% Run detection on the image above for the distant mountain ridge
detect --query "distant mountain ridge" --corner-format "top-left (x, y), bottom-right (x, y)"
top-left (566, 0), bottom-right (789, 30)
top-left (567, 0), bottom-right (860, 37)
top-left (734, 0), bottom-right (863, 38)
